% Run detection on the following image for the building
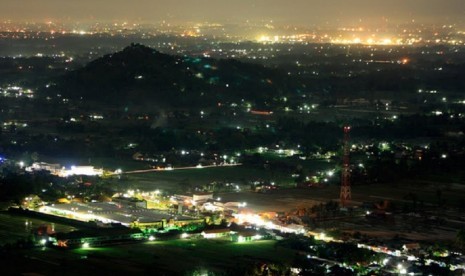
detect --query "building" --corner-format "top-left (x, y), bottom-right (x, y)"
top-left (26, 162), bottom-right (61, 174)
top-left (52, 228), bottom-right (144, 248)
top-left (201, 201), bottom-right (224, 212)
top-left (38, 201), bottom-right (204, 231)
top-left (171, 193), bottom-right (214, 208)
top-left (403, 243), bottom-right (421, 253)
top-left (26, 162), bottom-right (104, 177)
top-left (113, 197), bottom-right (147, 209)
top-left (58, 165), bottom-right (103, 177)
top-left (201, 228), bottom-right (233, 239)
top-left (232, 230), bottom-right (263, 242)
top-left (193, 193), bottom-right (213, 204)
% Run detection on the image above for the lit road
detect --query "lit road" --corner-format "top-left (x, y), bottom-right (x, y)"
top-left (234, 209), bottom-right (461, 274)
top-left (122, 163), bottom-right (242, 175)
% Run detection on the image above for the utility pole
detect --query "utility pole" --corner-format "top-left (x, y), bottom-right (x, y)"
top-left (340, 126), bottom-right (351, 207)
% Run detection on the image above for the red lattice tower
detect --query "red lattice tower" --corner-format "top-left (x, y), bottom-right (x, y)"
top-left (340, 126), bottom-right (351, 207)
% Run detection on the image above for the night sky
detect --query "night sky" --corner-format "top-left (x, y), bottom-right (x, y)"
top-left (2, 0), bottom-right (465, 25)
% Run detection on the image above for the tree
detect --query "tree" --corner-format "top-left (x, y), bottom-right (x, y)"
top-left (30, 152), bottom-right (39, 163)
top-left (456, 229), bottom-right (465, 251)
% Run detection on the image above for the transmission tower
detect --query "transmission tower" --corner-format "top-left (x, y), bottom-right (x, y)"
top-left (340, 126), bottom-right (351, 207)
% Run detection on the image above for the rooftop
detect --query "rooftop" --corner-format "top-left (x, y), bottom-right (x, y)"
top-left (40, 202), bottom-right (195, 226)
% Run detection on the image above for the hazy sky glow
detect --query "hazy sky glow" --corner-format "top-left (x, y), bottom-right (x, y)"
top-left (3, 0), bottom-right (465, 25)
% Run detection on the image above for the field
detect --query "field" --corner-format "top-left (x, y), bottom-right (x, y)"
top-left (119, 158), bottom-right (335, 191)
top-left (0, 213), bottom-right (76, 245)
top-left (351, 180), bottom-right (465, 207)
top-left (120, 163), bottom-right (465, 213)
top-left (122, 166), bottom-right (295, 192)
top-left (2, 239), bottom-right (298, 275)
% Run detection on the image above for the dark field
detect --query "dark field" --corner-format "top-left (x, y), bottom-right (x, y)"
top-left (1, 239), bottom-right (297, 275)
top-left (0, 213), bottom-right (76, 245)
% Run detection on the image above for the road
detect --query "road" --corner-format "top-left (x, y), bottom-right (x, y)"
top-left (122, 163), bottom-right (243, 174)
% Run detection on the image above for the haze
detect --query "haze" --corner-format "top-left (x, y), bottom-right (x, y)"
top-left (3, 0), bottom-right (465, 25)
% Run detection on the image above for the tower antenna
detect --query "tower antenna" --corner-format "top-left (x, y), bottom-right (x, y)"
top-left (340, 126), bottom-right (351, 207)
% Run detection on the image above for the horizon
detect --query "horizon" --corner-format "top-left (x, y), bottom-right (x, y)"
top-left (2, 0), bottom-right (465, 26)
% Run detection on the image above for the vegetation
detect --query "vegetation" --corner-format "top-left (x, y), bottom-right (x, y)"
top-left (52, 43), bottom-right (298, 109)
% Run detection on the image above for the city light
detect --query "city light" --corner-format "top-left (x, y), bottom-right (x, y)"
top-left (2, 2), bottom-right (465, 274)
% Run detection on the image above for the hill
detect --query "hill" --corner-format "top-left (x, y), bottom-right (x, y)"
top-left (52, 44), bottom-right (296, 109)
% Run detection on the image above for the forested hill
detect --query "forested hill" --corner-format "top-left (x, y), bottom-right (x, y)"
top-left (52, 43), bottom-right (297, 108)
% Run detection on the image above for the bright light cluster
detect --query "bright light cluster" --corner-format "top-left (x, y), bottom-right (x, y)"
top-left (58, 166), bottom-right (104, 177)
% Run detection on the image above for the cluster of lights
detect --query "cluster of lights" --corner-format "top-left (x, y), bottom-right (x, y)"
top-left (57, 165), bottom-right (104, 177)
top-left (237, 234), bottom-right (262, 243)
top-left (330, 37), bottom-right (401, 45)
top-left (1, 85), bottom-right (34, 98)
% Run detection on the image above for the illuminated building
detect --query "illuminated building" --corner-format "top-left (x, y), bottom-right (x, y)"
top-left (201, 228), bottom-right (232, 239)
top-left (26, 162), bottom-right (104, 177)
top-left (52, 228), bottom-right (144, 248)
top-left (58, 166), bottom-right (104, 177)
top-left (38, 201), bottom-right (204, 231)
